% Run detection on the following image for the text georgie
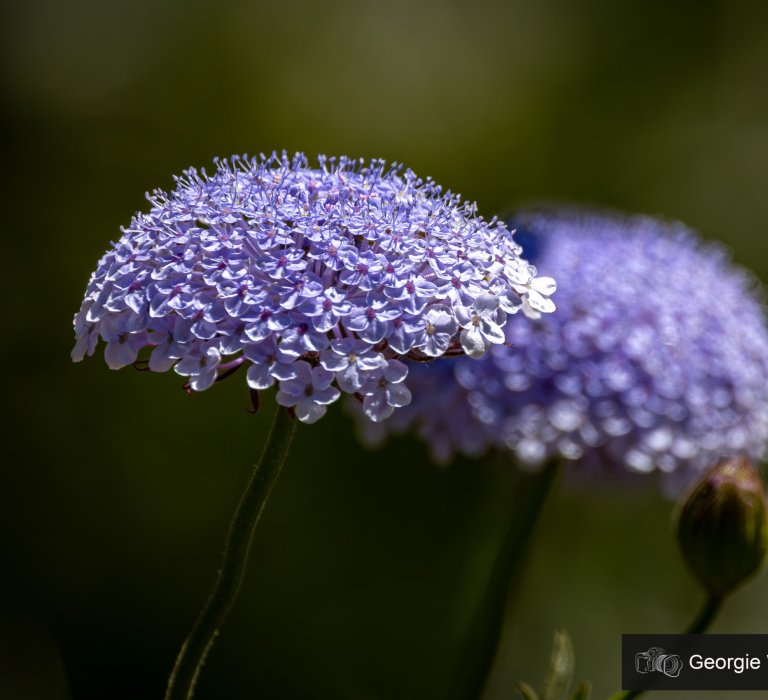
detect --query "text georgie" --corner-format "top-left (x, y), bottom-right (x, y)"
top-left (689, 654), bottom-right (764, 674)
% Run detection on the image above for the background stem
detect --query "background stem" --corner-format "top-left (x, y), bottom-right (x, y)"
top-left (609, 593), bottom-right (724, 700)
top-left (457, 459), bottom-right (561, 700)
top-left (685, 594), bottom-right (723, 634)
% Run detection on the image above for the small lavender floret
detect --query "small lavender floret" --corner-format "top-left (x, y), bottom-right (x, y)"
top-left (72, 153), bottom-right (554, 423)
top-left (363, 210), bottom-right (768, 479)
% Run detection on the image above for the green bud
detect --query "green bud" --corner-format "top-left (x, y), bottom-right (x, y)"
top-left (676, 456), bottom-right (768, 596)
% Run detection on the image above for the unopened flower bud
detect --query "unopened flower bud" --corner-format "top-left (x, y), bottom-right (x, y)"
top-left (676, 456), bottom-right (768, 596)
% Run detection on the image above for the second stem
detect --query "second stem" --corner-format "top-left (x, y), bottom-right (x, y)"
top-left (458, 458), bottom-right (562, 700)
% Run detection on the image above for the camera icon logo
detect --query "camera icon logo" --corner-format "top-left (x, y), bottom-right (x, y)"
top-left (635, 647), bottom-right (683, 678)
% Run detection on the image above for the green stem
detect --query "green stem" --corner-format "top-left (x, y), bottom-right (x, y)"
top-left (609, 593), bottom-right (724, 700)
top-left (685, 593), bottom-right (723, 634)
top-left (164, 407), bottom-right (297, 700)
top-left (457, 459), bottom-right (562, 700)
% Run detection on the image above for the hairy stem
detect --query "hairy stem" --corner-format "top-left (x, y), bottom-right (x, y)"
top-left (164, 407), bottom-right (297, 700)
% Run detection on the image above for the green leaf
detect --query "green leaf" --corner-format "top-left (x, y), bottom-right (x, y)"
top-left (540, 628), bottom-right (574, 700)
top-left (569, 680), bottom-right (591, 700)
top-left (516, 681), bottom-right (540, 700)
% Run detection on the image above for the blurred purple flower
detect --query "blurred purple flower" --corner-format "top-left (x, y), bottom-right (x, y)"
top-left (72, 152), bottom-right (554, 423)
top-left (359, 210), bottom-right (768, 481)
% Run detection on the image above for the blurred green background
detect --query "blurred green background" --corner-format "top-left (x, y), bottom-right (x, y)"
top-left (2, 0), bottom-right (768, 698)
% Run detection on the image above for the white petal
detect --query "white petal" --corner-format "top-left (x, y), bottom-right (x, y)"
top-left (526, 291), bottom-right (556, 314)
top-left (530, 276), bottom-right (556, 296)
top-left (460, 326), bottom-right (489, 359)
top-left (481, 319), bottom-right (505, 345)
top-left (424, 305), bottom-right (454, 328)
top-left (522, 299), bottom-right (542, 320)
top-left (421, 332), bottom-right (451, 357)
top-left (497, 288), bottom-right (522, 314)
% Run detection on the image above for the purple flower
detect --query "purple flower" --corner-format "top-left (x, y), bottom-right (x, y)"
top-left (72, 153), bottom-right (554, 423)
top-left (100, 311), bottom-right (148, 369)
top-left (244, 338), bottom-right (283, 390)
top-left (337, 249), bottom-right (385, 290)
top-left (420, 305), bottom-right (459, 357)
top-left (352, 361), bottom-right (484, 462)
top-left (455, 294), bottom-right (507, 358)
top-left (274, 361), bottom-right (340, 424)
top-left (345, 295), bottom-right (402, 344)
top-left (175, 345), bottom-right (222, 392)
top-left (319, 339), bottom-right (385, 393)
top-left (384, 277), bottom-right (438, 315)
top-left (275, 316), bottom-right (331, 358)
top-left (299, 288), bottom-right (354, 333)
top-left (360, 360), bottom-right (412, 422)
top-left (360, 209), bottom-right (768, 484)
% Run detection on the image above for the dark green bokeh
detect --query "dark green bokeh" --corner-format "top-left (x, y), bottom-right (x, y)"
top-left (3, 1), bottom-right (768, 698)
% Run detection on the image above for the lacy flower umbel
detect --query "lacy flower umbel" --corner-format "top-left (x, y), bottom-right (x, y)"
top-left (71, 153), bottom-right (556, 700)
top-left (72, 153), bottom-right (555, 423)
top-left (363, 210), bottom-right (768, 479)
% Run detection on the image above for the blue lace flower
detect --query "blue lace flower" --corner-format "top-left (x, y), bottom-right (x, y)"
top-left (361, 209), bottom-right (768, 477)
top-left (72, 153), bottom-right (555, 423)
